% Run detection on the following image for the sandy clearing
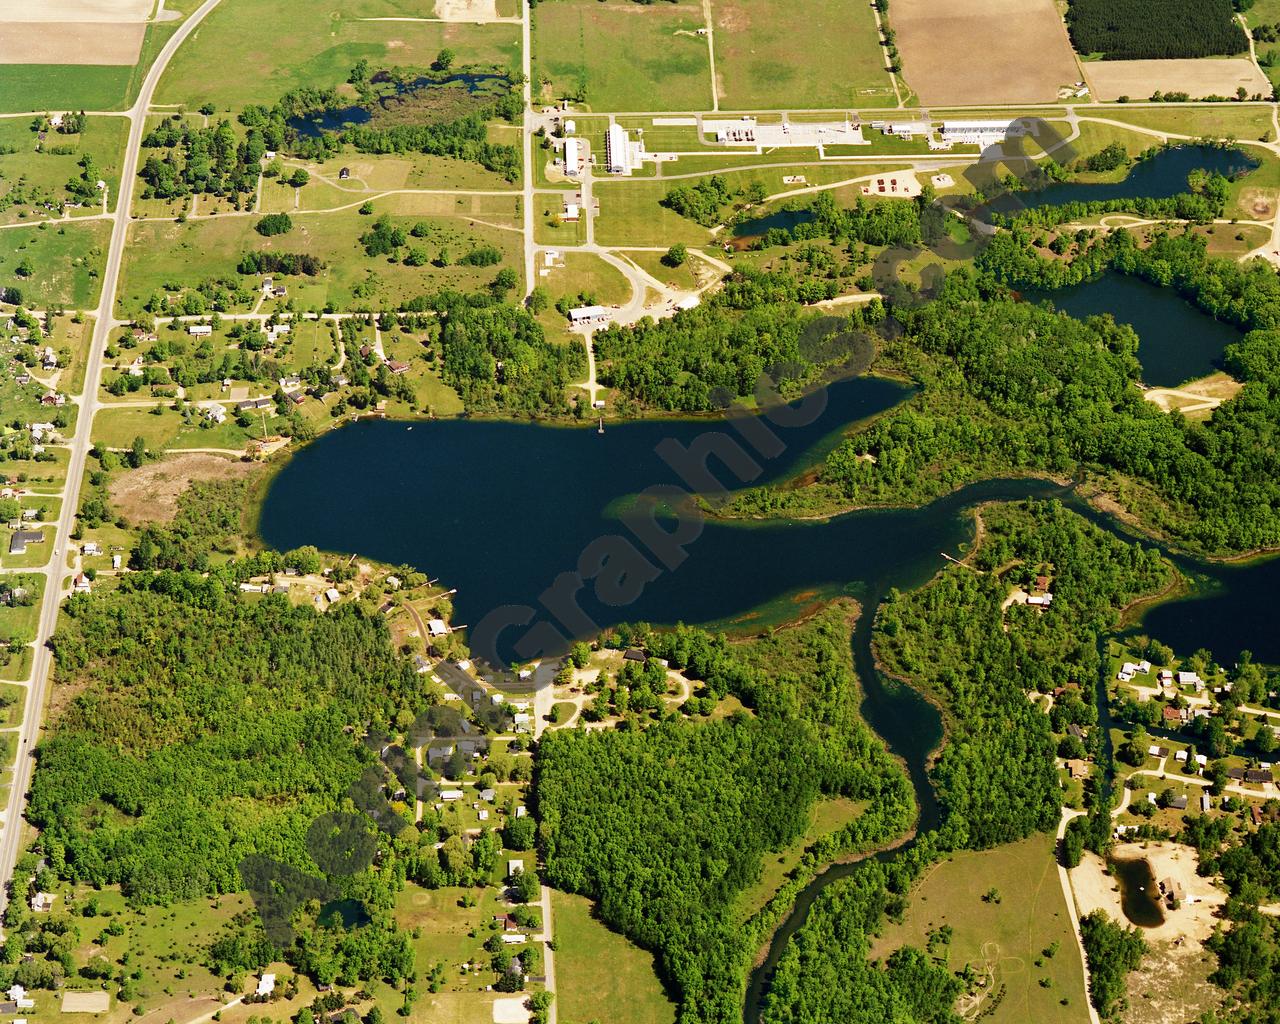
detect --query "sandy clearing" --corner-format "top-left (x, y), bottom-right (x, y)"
top-left (491, 997), bottom-right (529, 1024)
top-left (1070, 842), bottom-right (1225, 948)
top-left (1084, 58), bottom-right (1269, 102)
top-left (107, 452), bottom-right (260, 527)
top-left (1145, 372), bottom-right (1244, 418)
top-left (0, 0), bottom-right (150, 21)
top-left (893, 0), bottom-right (1081, 105)
top-left (0, 21), bottom-right (145, 64)
top-left (62, 992), bottom-right (111, 1013)
top-left (434, 0), bottom-right (499, 22)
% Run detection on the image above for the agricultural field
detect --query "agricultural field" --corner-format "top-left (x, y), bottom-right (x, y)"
top-left (0, 0), bottom-right (183, 112)
top-left (1094, 106), bottom-right (1276, 143)
top-left (870, 834), bottom-right (1089, 1024)
top-left (711, 0), bottom-right (894, 110)
top-left (0, 219), bottom-right (109, 310)
top-left (116, 202), bottom-right (520, 317)
top-left (532, 0), bottom-right (713, 112)
top-left (1082, 60), bottom-right (1271, 102)
top-left (155, 0), bottom-right (521, 111)
top-left (553, 892), bottom-right (676, 1024)
top-left (892, 0), bottom-right (1082, 105)
top-left (0, 115), bottom-right (130, 226)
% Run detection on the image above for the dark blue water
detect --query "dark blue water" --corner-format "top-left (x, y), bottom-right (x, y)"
top-left (288, 72), bottom-right (510, 137)
top-left (733, 208), bottom-right (816, 240)
top-left (984, 144), bottom-right (1257, 219)
top-left (318, 898), bottom-right (372, 929)
top-left (1025, 271), bottom-right (1243, 386)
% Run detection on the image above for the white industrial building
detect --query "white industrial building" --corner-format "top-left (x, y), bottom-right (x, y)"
top-left (604, 123), bottom-right (645, 174)
top-left (939, 119), bottom-right (1029, 146)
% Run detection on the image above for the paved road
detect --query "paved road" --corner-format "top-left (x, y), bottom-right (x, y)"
top-left (0, 0), bottom-right (225, 925)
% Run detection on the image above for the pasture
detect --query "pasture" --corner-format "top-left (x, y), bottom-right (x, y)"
top-left (553, 891), bottom-right (676, 1024)
top-left (155, 0), bottom-right (521, 110)
top-left (892, 0), bottom-right (1081, 105)
top-left (0, 116), bottom-right (129, 225)
top-left (711, 0), bottom-right (894, 109)
top-left (870, 833), bottom-right (1088, 1024)
top-left (532, 0), bottom-right (713, 111)
top-left (0, 220), bottom-right (110, 309)
top-left (116, 202), bottom-right (520, 316)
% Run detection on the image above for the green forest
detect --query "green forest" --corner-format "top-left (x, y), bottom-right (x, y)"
top-left (759, 501), bottom-right (1171, 1024)
top-left (1066, 0), bottom-right (1248, 60)
top-left (537, 608), bottom-right (914, 1024)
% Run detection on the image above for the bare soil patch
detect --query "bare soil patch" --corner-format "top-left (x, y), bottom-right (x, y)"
top-left (0, 0), bottom-right (150, 20)
top-left (893, 0), bottom-right (1080, 104)
top-left (62, 992), bottom-right (111, 1013)
top-left (0, 21), bottom-right (145, 64)
top-left (434, 0), bottom-right (500, 22)
top-left (1084, 58), bottom-right (1269, 101)
top-left (108, 453), bottom-right (261, 528)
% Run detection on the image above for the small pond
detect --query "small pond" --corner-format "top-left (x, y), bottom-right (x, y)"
top-left (1110, 855), bottom-right (1165, 928)
top-left (288, 71), bottom-right (510, 138)
top-left (318, 898), bottom-right (372, 929)
top-left (1023, 271), bottom-right (1243, 387)
top-left (731, 208), bottom-right (817, 247)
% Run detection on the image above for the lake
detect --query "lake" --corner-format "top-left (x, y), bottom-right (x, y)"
top-left (259, 377), bottom-right (1280, 1021)
top-left (981, 144), bottom-right (1257, 221)
top-left (1024, 271), bottom-right (1243, 386)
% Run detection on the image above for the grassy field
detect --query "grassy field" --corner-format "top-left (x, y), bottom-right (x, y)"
top-left (0, 15), bottom-right (181, 113)
top-left (0, 116), bottom-right (130, 226)
top-left (710, 0), bottom-right (894, 109)
top-left (0, 574), bottom-right (42, 647)
top-left (156, 0), bottom-right (521, 110)
top-left (871, 834), bottom-right (1088, 1024)
top-left (533, 0), bottom-right (712, 111)
top-left (540, 252), bottom-right (632, 307)
top-left (256, 153), bottom-right (516, 206)
top-left (553, 891), bottom-right (676, 1024)
top-left (0, 220), bottom-right (110, 309)
top-left (593, 180), bottom-right (718, 246)
top-left (117, 203), bottom-right (520, 316)
top-left (1099, 105), bottom-right (1276, 142)
top-left (92, 405), bottom-right (269, 452)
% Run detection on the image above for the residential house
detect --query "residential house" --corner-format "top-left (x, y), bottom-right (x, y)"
top-left (1245, 769), bottom-right (1274, 785)
top-left (8, 529), bottom-right (44, 556)
top-left (188, 324), bottom-right (213, 337)
top-left (28, 893), bottom-right (54, 913)
top-left (1065, 758), bottom-right (1089, 780)
top-left (256, 974), bottom-right (275, 998)
top-left (72, 572), bottom-right (91, 594)
top-left (81, 542), bottom-right (100, 556)
top-left (204, 403), bottom-right (227, 424)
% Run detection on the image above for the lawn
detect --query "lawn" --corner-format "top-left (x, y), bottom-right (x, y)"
top-left (1099, 106), bottom-right (1275, 143)
top-left (91, 405), bottom-right (270, 452)
top-left (0, 116), bottom-right (130, 226)
top-left (0, 575), bottom-right (42, 647)
top-left (117, 204), bottom-right (520, 316)
top-left (553, 891), bottom-right (676, 1024)
top-left (870, 833), bottom-right (1089, 1024)
top-left (533, 0), bottom-right (713, 111)
top-left (710, 0), bottom-right (894, 109)
top-left (156, 0), bottom-right (521, 110)
top-left (592, 181), bottom-right (715, 247)
top-left (0, 220), bottom-right (110, 310)
top-left (540, 252), bottom-right (632, 307)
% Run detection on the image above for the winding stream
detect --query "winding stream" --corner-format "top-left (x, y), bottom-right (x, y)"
top-left (257, 379), bottom-right (1280, 1023)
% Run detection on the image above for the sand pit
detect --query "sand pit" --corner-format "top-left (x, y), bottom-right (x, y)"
top-left (107, 452), bottom-right (260, 527)
top-left (893, 0), bottom-right (1082, 105)
top-left (491, 997), bottom-right (530, 1024)
top-left (1070, 842), bottom-right (1225, 949)
top-left (62, 992), bottom-right (111, 1013)
top-left (1084, 59), bottom-right (1269, 102)
top-left (434, 0), bottom-right (501, 22)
